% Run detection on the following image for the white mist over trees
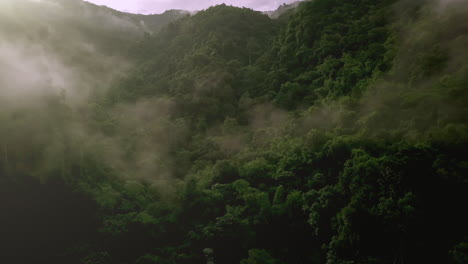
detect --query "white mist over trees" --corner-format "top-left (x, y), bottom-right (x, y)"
top-left (0, 0), bottom-right (467, 263)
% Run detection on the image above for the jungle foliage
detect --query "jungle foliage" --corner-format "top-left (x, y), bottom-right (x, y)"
top-left (0, 0), bottom-right (467, 263)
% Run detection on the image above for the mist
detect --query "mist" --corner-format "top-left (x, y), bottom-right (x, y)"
top-left (0, 0), bottom-right (180, 182)
top-left (0, 0), bottom-right (467, 263)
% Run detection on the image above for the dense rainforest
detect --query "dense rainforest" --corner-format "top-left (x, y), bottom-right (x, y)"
top-left (0, 0), bottom-right (467, 263)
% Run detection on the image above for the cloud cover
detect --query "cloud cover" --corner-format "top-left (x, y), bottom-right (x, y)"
top-left (86, 0), bottom-right (300, 14)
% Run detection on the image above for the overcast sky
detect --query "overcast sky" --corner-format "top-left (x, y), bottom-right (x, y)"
top-left (85, 0), bottom-right (299, 14)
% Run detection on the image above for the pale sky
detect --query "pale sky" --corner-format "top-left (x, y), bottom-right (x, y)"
top-left (85, 0), bottom-right (299, 14)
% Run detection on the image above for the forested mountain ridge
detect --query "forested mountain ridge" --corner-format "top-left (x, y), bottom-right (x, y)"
top-left (0, 0), bottom-right (467, 263)
top-left (0, 0), bottom-right (187, 53)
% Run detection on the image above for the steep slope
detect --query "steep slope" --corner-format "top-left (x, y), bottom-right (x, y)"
top-left (110, 4), bottom-right (279, 122)
top-left (263, 0), bottom-right (396, 108)
top-left (0, 0), bottom-right (467, 264)
top-left (93, 1), bottom-right (468, 263)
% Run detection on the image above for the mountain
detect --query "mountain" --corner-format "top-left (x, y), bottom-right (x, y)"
top-left (0, 0), bottom-right (187, 53)
top-left (0, 0), bottom-right (467, 263)
top-left (110, 4), bottom-right (279, 122)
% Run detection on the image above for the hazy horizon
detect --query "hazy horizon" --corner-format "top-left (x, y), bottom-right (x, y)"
top-left (85, 0), bottom-right (300, 14)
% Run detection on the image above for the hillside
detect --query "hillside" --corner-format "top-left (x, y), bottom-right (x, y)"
top-left (0, 0), bottom-right (186, 53)
top-left (0, 0), bottom-right (467, 263)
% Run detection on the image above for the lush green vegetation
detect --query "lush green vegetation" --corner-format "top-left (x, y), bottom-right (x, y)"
top-left (1, 0), bottom-right (467, 263)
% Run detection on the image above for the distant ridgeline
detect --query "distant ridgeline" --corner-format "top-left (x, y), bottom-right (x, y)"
top-left (0, 0), bottom-right (467, 264)
top-left (0, 0), bottom-right (188, 52)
